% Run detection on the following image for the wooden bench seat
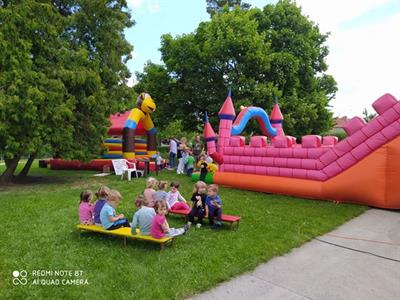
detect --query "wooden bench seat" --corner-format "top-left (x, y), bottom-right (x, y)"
top-left (76, 224), bottom-right (174, 249)
top-left (169, 209), bottom-right (241, 229)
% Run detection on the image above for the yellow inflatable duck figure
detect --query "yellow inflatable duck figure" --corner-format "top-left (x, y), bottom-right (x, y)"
top-left (122, 93), bottom-right (157, 159)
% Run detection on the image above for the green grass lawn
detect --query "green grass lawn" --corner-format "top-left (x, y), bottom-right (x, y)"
top-left (0, 162), bottom-right (367, 299)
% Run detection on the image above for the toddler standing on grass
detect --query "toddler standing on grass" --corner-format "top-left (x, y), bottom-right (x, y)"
top-left (166, 181), bottom-right (190, 211)
top-left (151, 202), bottom-right (189, 238)
top-left (186, 150), bottom-right (195, 177)
top-left (205, 184), bottom-right (223, 229)
top-left (131, 195), bottom-right (156, 236)
top-left (188, 181), bottom-right (207, 228)
top-left (144, 177), bottom-right (158, 207)
top-left (79, 190), bottom-right (94, 225)
top-left (100, 190), bottom-right (130, 230)
top-left (93, 185), bottom-right (111, 225)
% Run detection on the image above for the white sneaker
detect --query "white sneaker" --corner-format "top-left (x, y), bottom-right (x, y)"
top-left (196, 223), bottom-right (202, 229)
top-left (187, 221), bottom-right (192, 227)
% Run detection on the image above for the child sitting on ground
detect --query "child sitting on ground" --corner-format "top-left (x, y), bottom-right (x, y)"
top-left (166, 181), bottom-right (190, 211)
top-left (154, 180), bottom-right (168, 204)
top-left (100, 189), bottom-right (130, 230)
top-left (131, 195), bottom-right (156, 236)
top-left (79, 190), bottom-right (94, 225)
top-left (205, 184), bottom-right (223, 229)
top-left (151, 201), bottom-right (189, 238)
top-left (144, 177), bottom-right (157, 207)
top-left (188, 181), bottom-right (207, 228)
top-left (93, 185), bottom-right (110, 225)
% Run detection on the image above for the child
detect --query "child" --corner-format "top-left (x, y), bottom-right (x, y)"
top-left (154, 180), bottom-right (168, 203)
top-left (186, 150), bottom-right (195, 177)
top-left (93, 186), bottom-right (111, 225)
top-left (79, 190), bottom-right (94, 225)
top-left (188, 181), bottom-right (207, 228)
top-left (177, 148), bottom-right (188, 175)
top-left (205, 184), bottom-right (223, 229)
top-left (144, 177), bottom-right (157, 207)
top-left (100, 189), bottom-right (130, 230)
top-left (152, 151), bottom-right (164, 170)
top-left (151, 201), bottom-right (189, 238)
top-left (166, 181), bottom-right (190, 211)
top-left (131, 195), bottom-right (156, 236)
top-left (197, 154), bottom-right (208, 182)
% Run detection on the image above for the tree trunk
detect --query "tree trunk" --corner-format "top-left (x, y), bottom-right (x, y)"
top-left (17, 153), bottom-right (36, 178)
top-left (0, 155), bottom-right (21, 184)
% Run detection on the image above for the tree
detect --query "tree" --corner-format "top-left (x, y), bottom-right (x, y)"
top-left (206, 0), bottom-right (251, 15)
top-left (136, 0), bottom-right (336, 136)
top-left (362, 108), bottom-right (376, 122)
top-left (0, 0), bottom-right (134, 183)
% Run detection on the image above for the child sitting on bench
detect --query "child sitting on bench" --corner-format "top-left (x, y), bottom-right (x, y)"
top-left (131, 195), bottom-right (156, 236)
top-left (151, 202), bottom-right (189, 238)
top-left (93, 185), bottom-right (110, 226)
top-left (79, 190), bottom-right (94, 225)
top-left (205, 184), bottom-right (223, 229)
top-left (144, 177), bottom-right (158, 207)
top-left (100, 190), bottom-right (130, 230)
top-left (188, 181), bottom-right (207, 228)
top-left (166, 181), bottom-right (190, 211)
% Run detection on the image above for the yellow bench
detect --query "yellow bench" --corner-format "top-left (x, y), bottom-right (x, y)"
top-left (76, 224), bottom-right (174, 250)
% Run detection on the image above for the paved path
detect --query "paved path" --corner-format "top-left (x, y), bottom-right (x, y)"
top-left (190, 209), bottom-right (400, 300)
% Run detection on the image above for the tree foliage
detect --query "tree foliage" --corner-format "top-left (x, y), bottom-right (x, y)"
top-left (0, 0), bottom-right (134, 182)
top-left (206, 0), bottom-right (251, 15)
top-left (362, 108), bottom-right (376, 122)
top-left (136, 0), bottom-right (337, 137)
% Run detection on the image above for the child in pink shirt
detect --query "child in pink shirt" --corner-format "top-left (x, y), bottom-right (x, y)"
top-left (151, 202), bottom-right (189, 238)
top-left (79, 190), bottom-right (94, 225)
top-left (144, 177), bottom-right (157, 207)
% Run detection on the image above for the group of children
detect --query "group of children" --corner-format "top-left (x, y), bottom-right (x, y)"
top-left (78, 178), bottom-right (224, 240)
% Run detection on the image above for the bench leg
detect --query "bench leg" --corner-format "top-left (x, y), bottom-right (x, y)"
top-left (160, 243), bottom-right (165, 250)
top-left (124, 237), bottom-right (127, 246)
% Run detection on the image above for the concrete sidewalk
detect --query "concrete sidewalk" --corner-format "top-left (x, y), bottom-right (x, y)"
top-left (190, 209), bottom-right (400, 300)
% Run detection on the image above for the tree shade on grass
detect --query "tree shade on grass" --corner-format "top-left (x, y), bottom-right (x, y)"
top-left (0, 163), bottom-right (366, 299)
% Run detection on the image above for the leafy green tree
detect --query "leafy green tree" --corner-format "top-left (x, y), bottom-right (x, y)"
top-left (362, 108), bottom-right (376, 122)
top-left (0, 0), bottom-right (134, 183)
top-left (206, 0), bottom-right (251, 15)
top-left (137, 0), bottom-right (336, 137)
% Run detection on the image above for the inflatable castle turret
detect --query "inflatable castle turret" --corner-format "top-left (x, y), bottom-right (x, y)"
top-left (270, 96), bottom-right (285, 139)
top-left (217, 89), bottom-right (236, 156)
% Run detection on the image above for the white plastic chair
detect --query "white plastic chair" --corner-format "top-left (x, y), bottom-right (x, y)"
top-left (112, 159), bottom-right (143, 181)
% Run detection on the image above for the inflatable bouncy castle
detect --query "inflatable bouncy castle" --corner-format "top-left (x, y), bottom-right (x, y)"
top-left (48, 93), bottom-right (159, 171)
top-left (203, 91), bottom-right (400, 209)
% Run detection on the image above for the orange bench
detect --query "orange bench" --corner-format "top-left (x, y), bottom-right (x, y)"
top-left (169, 209), bottom-right (241, 229)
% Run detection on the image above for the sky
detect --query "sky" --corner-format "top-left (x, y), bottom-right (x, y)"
top-left (125, 0), bottom-right (400, 118)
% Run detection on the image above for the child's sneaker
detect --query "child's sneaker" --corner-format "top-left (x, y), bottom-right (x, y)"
top-left (211, 222), bottom-right (222, 230)
top-left (196, 223), bottom-right (202, 229)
